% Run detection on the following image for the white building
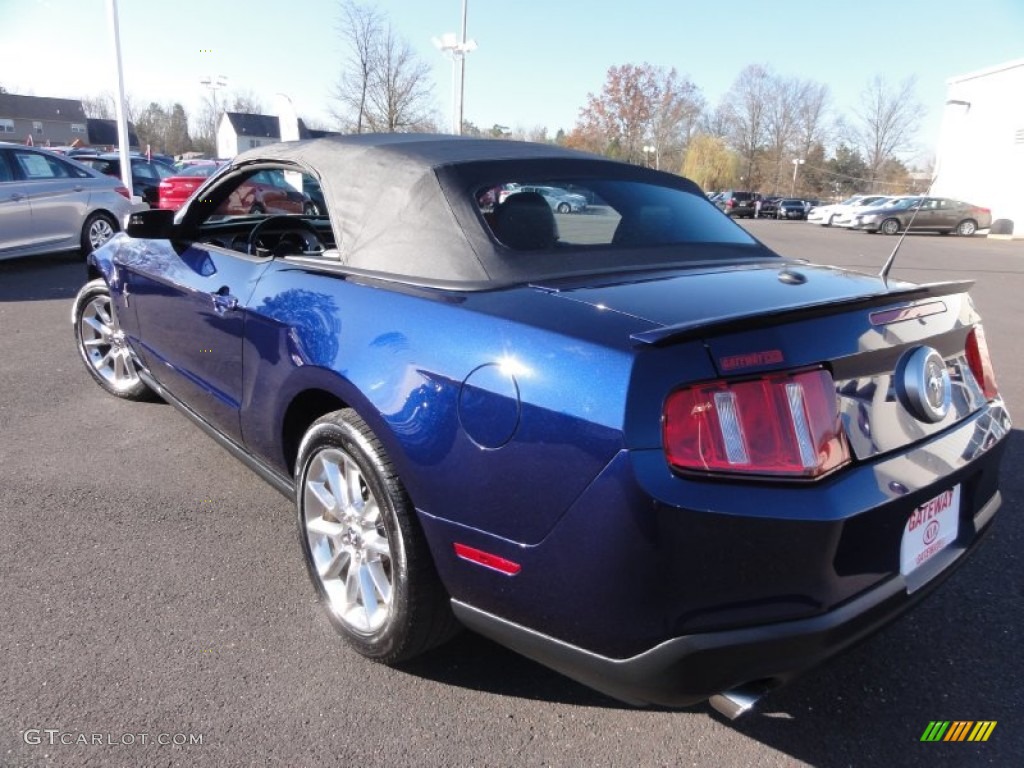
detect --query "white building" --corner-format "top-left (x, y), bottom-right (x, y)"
top-left (934, 59), bottom-right (1024, 238)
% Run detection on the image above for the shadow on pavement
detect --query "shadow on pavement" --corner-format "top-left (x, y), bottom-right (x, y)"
top-left (0, 252), bottom-right (86, 302)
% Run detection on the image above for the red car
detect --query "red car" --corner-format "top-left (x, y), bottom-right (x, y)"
top-left (157, 166), bottom-right (316, 215)
top-left (155, 163), bottom-right (222, 211)
top-left (219, 169), bottom-right (316, 216)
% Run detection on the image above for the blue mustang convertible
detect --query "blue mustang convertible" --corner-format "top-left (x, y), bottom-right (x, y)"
top-left (72, 134), bottom-right (1010, 717)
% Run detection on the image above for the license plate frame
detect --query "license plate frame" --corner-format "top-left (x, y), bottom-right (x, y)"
top-left (900, 485), bottom-right (960, 577)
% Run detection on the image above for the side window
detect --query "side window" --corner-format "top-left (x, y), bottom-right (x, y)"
top-left (0, 151), bottom-right (12, 183)
top-left (198, 168), bottom-right (335, 257)
top-left (13, 151), bottom-right (70, 179)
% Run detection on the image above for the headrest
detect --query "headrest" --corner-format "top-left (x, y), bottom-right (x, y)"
top-left (492, 192), bottom-right (557, 250)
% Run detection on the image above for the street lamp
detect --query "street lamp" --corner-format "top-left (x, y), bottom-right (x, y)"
top-left (642, 145), bottom-right (656, 169)
top-left (432, 0), bottom-right (476, 135)
top-left (791, 158), bottom-right (805, 196)
top-left (200, 74), bottom-right (228, 151)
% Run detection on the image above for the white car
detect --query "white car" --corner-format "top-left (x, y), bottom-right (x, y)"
top-left (832, 196), bottom-right (914, 227)
top-left (807, 195), bottom-right (889, 227)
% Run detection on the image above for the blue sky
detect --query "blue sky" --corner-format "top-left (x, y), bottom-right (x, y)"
top-left (2, 0), bottom-right (1022, 163)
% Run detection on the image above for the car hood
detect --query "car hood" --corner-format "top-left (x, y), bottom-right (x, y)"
top-left (533, 262), bottom-right (937, 339)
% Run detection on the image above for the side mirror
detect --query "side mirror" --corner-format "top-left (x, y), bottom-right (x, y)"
top-left (126, 208), bottom-right (174, 239)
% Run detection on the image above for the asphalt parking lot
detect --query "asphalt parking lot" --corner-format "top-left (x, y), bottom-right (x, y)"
top-left (1, 222), bottom-right (1022, 767)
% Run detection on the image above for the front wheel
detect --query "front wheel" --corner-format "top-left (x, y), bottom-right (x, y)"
top-left (556, 202), bottom-right (571, 214)
top-left (73, 279), bottom-right (152, 400)
top-left (956, 219), bottom-right (977, 237)
top-left (880, 218), bottom-right (901, 236)
top-left (81, 212), bottom-right (117, 254)
top-left (296, 409), bottom-right (458, 663)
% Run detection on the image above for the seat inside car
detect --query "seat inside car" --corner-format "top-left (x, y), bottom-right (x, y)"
top-left (491, 192), bottom-right (558, 250)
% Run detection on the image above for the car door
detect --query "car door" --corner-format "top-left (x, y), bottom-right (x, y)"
top-left (121, 237), bottom-right (271, 444)
top-left (0, 149), bottom-right (37, 258)
top-left (7, 148), bottom-right (89, 253)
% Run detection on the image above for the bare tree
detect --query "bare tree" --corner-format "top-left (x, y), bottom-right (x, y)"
top-left (721, 65), bottom-right (771, 188)
top-left (854, 75), bottom-right (921, 190)
top-left (332, 0), bottom-right (383, 132)
top-left (762, 72), bottom-right (802, 193)
top-left (362, 25), bottom-right (434, 132)
top-left (228, 90), bottom-right (264, 114)
top-left (793, 80), bottom-right (831, 161)
top-left (81, 91), bottom-right (139, 124)
top-left (648, 68), bottom-right (705, 171)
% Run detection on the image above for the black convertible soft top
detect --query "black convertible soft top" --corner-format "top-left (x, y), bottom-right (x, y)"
top-left (225, 134), bottom-right (772, 288)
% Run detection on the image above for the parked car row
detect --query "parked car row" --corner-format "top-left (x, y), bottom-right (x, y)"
top-left (807, 195), bottom-right (992, 236)
top-left (709, 191), bottom-right (818, 220)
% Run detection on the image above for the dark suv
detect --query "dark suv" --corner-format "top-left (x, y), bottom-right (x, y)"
top-left (716, 190), bottom-right (757, 218)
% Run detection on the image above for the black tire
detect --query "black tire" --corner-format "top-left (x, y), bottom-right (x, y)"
top-left (556, 202), bottom-right (571, 214)
top-left (825, 214), bottom-right (835, 227)
top-left (956, 219), bottom-right (977, 237)
top-left (295, 409), bottom-right (458, 663)
top-left (81, 212), bottom-right (117, 254)
top-left (73, 279), bottom-right (153, 400)
top-left (880, 218), bottom-right (901, 236)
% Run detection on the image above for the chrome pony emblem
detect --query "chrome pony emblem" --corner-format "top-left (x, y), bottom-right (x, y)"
top-left (896, 346), bottom-right (952, 423)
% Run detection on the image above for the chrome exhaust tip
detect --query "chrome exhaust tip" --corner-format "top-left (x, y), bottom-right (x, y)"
top-left (708, 686), bottom-right (766, 720)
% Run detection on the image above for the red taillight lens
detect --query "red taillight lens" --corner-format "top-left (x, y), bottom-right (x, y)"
top-left (663, 368), bottom-right (850, 478)
top-left (114, 186), bottom-right (130, 199)
top-left (965, 325), bottom-right (999, 400)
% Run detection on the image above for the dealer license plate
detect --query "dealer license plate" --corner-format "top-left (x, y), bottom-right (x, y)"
top-left (900, 485), bottom-right (960, 576)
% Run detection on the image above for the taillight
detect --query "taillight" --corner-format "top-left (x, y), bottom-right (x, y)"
top-left (114, 186), bottom-right (130, 199)
top-left (965, 325), bottom-right (999, 400)
top-left (663, 368), bottom-right (850, 478)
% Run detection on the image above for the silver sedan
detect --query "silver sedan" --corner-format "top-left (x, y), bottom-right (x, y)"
top-left (0, 143), bottom-right (135, 260)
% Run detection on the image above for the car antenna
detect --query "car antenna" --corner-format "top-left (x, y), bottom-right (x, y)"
top-left (879, 174), bottom-right (938, 287)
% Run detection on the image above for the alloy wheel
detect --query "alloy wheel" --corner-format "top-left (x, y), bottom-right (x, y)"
top-left (78, 294), bottom-right (141, 391)
top-left (303, 447), bottom-right (394, 634)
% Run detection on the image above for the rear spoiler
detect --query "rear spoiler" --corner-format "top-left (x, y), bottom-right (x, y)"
top-left (630, 280), bottom-right (974, 347)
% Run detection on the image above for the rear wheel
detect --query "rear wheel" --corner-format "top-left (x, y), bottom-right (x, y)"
top-left (73, 279), bottom-right (152, 400)
top-left (556, 202), bottom-right (571, 214)
top-left (81, 212), bottom-right (117, 254)
top-left (296, 409), bottom-right (458, 663)
top-left (880, 218), bottom-right (901, 235)
top-left (956, 219), bottom-right (977, 237)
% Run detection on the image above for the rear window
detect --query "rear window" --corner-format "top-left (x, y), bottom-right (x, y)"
top-left (476, 178), bottom-right (757, 250)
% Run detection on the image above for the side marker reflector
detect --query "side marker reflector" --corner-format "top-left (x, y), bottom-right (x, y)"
top-left (453, 543), bottom-right (521, 575)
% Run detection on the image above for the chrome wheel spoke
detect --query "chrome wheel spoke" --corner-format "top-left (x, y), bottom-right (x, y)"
top-left (365, 560), bottom-right (391, 604)
top-left (358, 564), bottom-right (380, 621)
top-left (344, 457), bottom-right (364, 512)
top-left (323, 459), bottom-right (345, 510)
top-left (307, 480), bottom-right (337, 516)
top-left (364, 531), bottom-right (390, 558)
top-left (319, 547), bottom-right (349, 580)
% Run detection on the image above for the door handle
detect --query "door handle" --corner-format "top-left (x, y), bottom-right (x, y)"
top-left (211, 287), bottom-right (238, 313)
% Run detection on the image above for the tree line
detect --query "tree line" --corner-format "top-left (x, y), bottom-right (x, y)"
top-left (61, 0), bottom-right (926, 196)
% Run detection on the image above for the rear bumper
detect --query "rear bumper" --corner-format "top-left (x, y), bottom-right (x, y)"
top-left (452, 490), bottom-right (1000, 708)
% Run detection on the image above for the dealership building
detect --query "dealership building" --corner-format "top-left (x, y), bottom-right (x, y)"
top-left (934, 58), bottom-right (1024, 238)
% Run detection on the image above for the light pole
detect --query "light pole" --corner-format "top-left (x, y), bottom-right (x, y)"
top-left (642, 145), bottom-right (656, 169)
top-left (200, 74), bottom-right (228, 153)
top-left (791, 158), bottom-right (805, 196)
top-left (432, 0), bottom-right (476, 135)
